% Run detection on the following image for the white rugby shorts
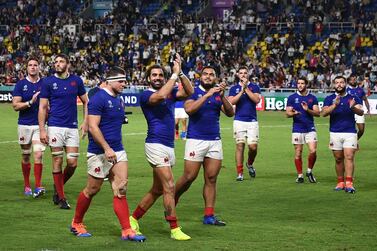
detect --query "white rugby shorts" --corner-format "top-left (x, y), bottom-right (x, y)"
top-left (184, 139), bottom-right (223, 161)
top-left (87, 150), bottom-right (128, 178)
top-left (145, 143), bottom-right (175, 167)
top-left (233, 120), bottom-right (259, 145)
top-left (292, 131), bottom-right (317, 145)
top-left (18, 125), bottom-right (46, 152)
top-left (48, 126), bottom-right (80, 147)
top-left (329, 132), bottom-right (358, 150)
top-left (175, 108), bottom-right (189, 119)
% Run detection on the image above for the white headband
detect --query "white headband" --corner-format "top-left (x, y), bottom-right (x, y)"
top-left (106, 75), bottom-right (127, 82)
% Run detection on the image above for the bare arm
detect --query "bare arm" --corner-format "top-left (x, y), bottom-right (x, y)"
top-left (12, 92), bottom-right (40, 111)
top-left (184, 87), bottom-right (221, 115)
top-left (286, 106), bottom-right (300, 118)
top-left (88, 115), bottom-right (117, 163)
top-left (350, 99), bottom-right (364, 116)
top-left (219, 82), bottom-right (234, 117)
top-left (228, 88), bottom-right (244, 105)
top-left (301, 102), bottom-right (320, 117)
top-left (363, 96), bottom-right (371, 116)
top-left (244, 87), bottom-right (261, 104)
top-left (176, 73), bottom-right (194, 99)
top-left (321, 104), bottom-right (337, 117)
top-left (79, 94), bottom-right (89, 138)
top-left (38, 98), bottom-right (49, 144)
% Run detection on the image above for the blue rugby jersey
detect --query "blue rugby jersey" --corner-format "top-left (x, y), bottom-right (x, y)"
top-left (87, 89), bottom-right (125, 154)
top-left (228, 82), bottom-right (260, 122)
top-left (346, 86), bottom-right (365, 100)
top-left (13, 77), bottom-right (43, 125)
top-left (186, 86), bottom-right (223, 140)
top-left (40, 74), bottom-right (86, 128)
top-left (286, 92), bottom-right (318, 133)
top-left (140, 88), bottom-right (178, 148)
top-left (323, 93), bottom-right (362, 133)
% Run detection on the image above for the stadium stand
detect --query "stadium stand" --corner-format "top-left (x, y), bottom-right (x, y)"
top-left (0, 0), bottom-right (376, 94)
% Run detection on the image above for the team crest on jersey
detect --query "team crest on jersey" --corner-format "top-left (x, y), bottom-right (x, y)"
top-left (308, 98), bottom-right (313, 103)
top-left (108, 100), bottom-right (114, 108)
top-left (70, 81), bottom-right (77, 87)
top-left (23, 85), bottom-right (28, 91)
top-left (52, 83), bottom-right (58, 90)
top-left (215, 96), bottom-right (221, 102)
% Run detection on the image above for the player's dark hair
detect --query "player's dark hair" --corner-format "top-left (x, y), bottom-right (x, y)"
top-left (297, 77), bottom-right (308, 85)
top-left (107, 66), bottom-right (126, 78)
top-left (145, 64), bottom-right (167, 83)
top-left (334, 75), bottom-right (346, 82)
top-left (237, 66), bottom-right (249, 73)
top-left (201, 66), bottom-right (217, 76)
top-left (26, 56), bottom-right (39, 64)
top-left (55, 53), bottom-right (70, 64)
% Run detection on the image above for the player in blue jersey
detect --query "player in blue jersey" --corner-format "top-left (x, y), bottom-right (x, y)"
top-left (70, 67), bottom-right (145, 242)
top-left (346, 74), bottom-right (370, 140)
top-left (322, 76), bottom-right (364, 193)
top-left (38, 53), bottom-right (89, 209)
top-left (228, 66), bottom-right (261, 181)
top-left (286, 77), bottom-right (320, 183)
top-left (129, 54), bottom-right (193, 240)
top-left (12, 57), bottom-right (46, 198)
top-left (174, 66), bottom-right (234, 226)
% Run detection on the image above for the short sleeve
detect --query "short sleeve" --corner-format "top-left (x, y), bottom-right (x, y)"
top-left (140, 90), bottom-right (153, 106)
top-left (286, 95), bottom-right (294, 107)
top-left (323, 95), bottom-right (333, 107)
top-left (312, 95), bottom-right (319, 105)
top-left (12, 81), bottom-right (23, 97)
top-left (77, 77), bottom-right (86, 96)
top-left (88, 94), bottom-right (104, 116)
top-left (39, 81), bottom-right (51, 99)
top-left (228, 86), bottom-right (237, 96)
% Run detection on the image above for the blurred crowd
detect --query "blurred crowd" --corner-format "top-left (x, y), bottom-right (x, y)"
top-left (0, 0), bottom-right (377, 92)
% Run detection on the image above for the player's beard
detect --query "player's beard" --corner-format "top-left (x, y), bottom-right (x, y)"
top-left (55, 65), bottom-right (67, 74)
top-left (151, 80), bottom-right (164, 90)
top-left (335, 86), bottom-right (346, 94)
top-left (201, 80), bottom-right (215, 90)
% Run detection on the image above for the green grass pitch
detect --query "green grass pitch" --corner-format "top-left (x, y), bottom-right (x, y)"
top-left (0, 103), bottom-right (376, 250)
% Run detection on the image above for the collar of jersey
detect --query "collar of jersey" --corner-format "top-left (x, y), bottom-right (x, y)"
top-left (199, 84), bottom-right (208, 92)
top-left (296, 90), bottom-right (310, 96)
top-left (54, 73), bottom-right (70, 79)
top-left (26, 76), bottom-right (40, 83)
top-left (103, 87), bottom-right (116, 97)
top-left (147, 87), bottom-right (157, 92)
top-left (347, 85), bottom-right (356, 89)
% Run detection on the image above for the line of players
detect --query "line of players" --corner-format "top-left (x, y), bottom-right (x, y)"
top-left (12, 54), bottom-right (368, 241)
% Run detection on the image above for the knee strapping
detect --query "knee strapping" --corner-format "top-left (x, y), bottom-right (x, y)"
top-left (33, 144), bottom-right (46, 152)
top-left (67, 152), bottom-right (80, 159)
top-left (22, 149), bottom-right (32, 155)
top-left (51, 151), bottom-right (64, 157)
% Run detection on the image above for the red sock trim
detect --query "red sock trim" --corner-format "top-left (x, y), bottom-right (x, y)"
top-left (113, 196), bottom-right (131, 229)
top-left (294, 158), bottom-right (303, 174)
top-left (236, 165), bottom-right (243, 174)
top-left (22, 163), bottom-right (31, 188)
top-left (308, 153), bottom-right (317, 169)
top-left (74, 192), bottom-right (92, 223)
top-left (165, 215), bottom-right (178, 229)
top-left (346, 176), bottom-right (353, 183)
top-left (337, 176), bottom-right (344, 183)
top-left (53, 172), bottom-right (65, 200)
top-left (204, 207), bottom-right (214, 216)
top-left (34, 163), bottom-right (43, 187)
top-left (132, 205), bottom-right (146, 220)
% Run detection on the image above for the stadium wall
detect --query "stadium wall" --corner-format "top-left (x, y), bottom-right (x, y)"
top-left (1, 88), bottom-right (375, 113)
